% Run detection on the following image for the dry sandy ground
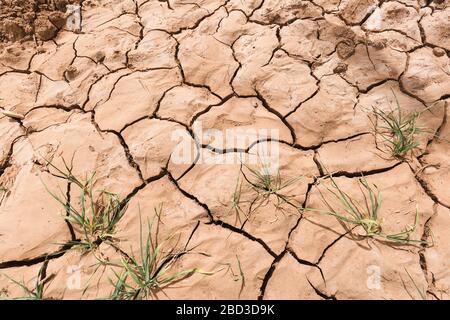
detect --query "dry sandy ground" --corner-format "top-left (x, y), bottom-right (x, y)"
top-left (0, 0), bottom-right (449, 300)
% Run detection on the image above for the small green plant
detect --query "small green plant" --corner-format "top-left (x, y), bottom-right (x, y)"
top-left (369, 92), bottom-right (434, 159)
top-left (212, 255), bottom-right (245, 299)
top-left (401, 268), bottom-right (428, 300)
top-left (240, 163), bottom-right (301, 212)
top-left (2, 263), bottom-right (49, 300)
top-left (235, 255), bottom-right (245, 299)
top-left (306, 175), bottom-right (425, 244)
top-left (371, 107), bottom-right (422, 158)
top-left (225, 163), bottom-right (302, 227)
top-left (44, 157), bottom-right (127, 251)
top-left (226, 174), bottom-right (254, 225)
top-left (108, 210), bottom-right (204, 300)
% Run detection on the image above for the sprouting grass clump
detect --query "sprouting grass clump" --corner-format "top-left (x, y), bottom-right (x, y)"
top-left (1, 263), bottom-right (49, 300)
top-left (228, 175), bottom-right (251, 225)
top-left (369, 93), bottom-right (434, 159)
top-left (371, 106), bottom-right (422, 158)
top-left (108, 211), bottom-right (202, 300)
top-left (45, 157), bottom-right (127, 251)
top-left (240, 164), bottom-right (301, 211)
top-left (226, 163), bottom-right (302, 227)
top-left (307, 175), bottom-right (425, 244)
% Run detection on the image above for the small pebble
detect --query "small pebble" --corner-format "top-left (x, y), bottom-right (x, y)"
top-left (65, 65), bottom-right (78, 79)
top-left (333, 63), bottom-right (348, 74)
top-left (433, 47), bottom-right (446, 57)
top-left (368, 40), bottom-right (386, 50)
top-left (336, 40), bottom-right (355, 60)
top-left (95, 51), bottom-right (106, 63)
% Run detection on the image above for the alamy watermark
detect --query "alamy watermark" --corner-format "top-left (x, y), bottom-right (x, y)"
top-left (66, 264), bottom-right (83, 290)
top-left (366, 265), bottom-right (381, 290)
top-left (66, 5), bottom-right (82, 33)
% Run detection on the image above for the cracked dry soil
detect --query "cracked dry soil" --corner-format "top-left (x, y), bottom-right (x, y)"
top-left (0, 0), bottom-right (449, 300)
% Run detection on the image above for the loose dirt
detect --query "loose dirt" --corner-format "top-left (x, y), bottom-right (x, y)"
top-left (0, 0), bottom-right (79, 42)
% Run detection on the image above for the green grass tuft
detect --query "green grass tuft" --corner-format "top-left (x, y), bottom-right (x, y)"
top-left (239, 163), bottom-right (302, 216)
top-left (1, 263), bottom-right (50, 300)
top-left (107, 208), bottom-right (207, 300)
top-left (44, 157), bottom-right (127, 252)
top-left (306, 174), bottom-right (426, 245)
top-left (369, 91), bottom-right (435, 159)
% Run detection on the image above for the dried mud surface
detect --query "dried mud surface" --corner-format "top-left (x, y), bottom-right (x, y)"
top-left (0, 0), bottom-right (449, 300)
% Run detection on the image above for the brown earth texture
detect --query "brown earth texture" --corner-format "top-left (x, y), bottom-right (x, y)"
top-left (0, 0), bottom-right (80, 42)
top-left (0, 0), bottom-right (449, 300)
